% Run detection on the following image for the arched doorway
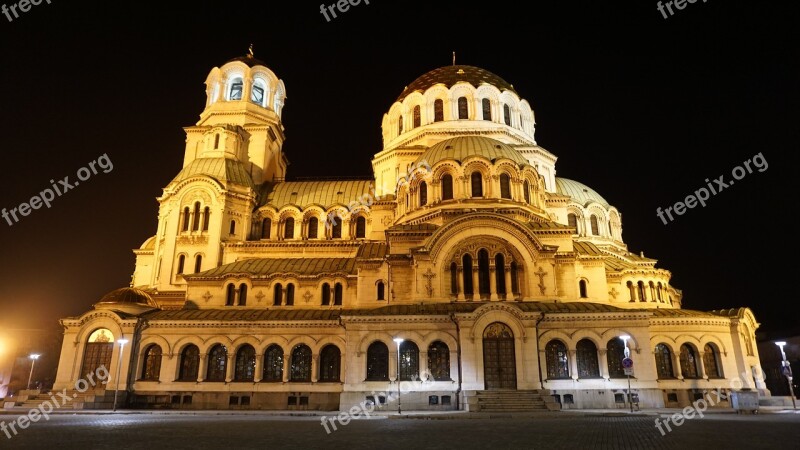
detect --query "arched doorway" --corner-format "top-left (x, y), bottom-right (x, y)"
top-left (80, 328), bottom-right (114, 382)
top-left (483, 322), bottom-right (517, 390)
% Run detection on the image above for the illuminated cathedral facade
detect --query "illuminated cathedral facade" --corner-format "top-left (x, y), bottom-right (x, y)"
top-left (53, 53), bottom-right (768, 411)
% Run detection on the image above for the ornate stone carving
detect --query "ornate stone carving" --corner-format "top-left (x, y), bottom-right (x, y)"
top-left (534, 266), bottom-right (548, 295)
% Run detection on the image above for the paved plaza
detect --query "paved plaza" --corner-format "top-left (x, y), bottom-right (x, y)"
top-left (1, 410), bottom-right (798, 449)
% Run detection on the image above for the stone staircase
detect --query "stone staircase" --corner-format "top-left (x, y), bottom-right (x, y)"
top-left (9, 390), bottom-right (116, 410)
top-left (475, 390), bottom-right (553, 412)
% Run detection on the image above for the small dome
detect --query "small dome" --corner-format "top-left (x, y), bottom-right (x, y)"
top-left (416, 136), bottom-right (529, 166)
top-left (172, 158), bottom-right (256, 189)
top-left (398, 65), bottom-right (516, 102)
top-left (139, 236), bottom-right (156, 250)
top-left (97, 287), bottom-right (156, 307)
top-left (555, 178), bottom-right (609, 207)
top-left (225, 54), bottom-right (269, 68)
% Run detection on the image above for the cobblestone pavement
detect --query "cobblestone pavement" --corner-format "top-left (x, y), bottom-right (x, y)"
top-left (2, 412), bottom-right (799, 449)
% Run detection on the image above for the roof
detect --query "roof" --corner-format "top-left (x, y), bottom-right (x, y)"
top-left (186, 258), bottom-right (357, 279)
top-left (144, 308), bottom-right (341, 321)
top-left (555, 177), bottom-right (609, 207)
top-left (397, 65), bottom-right (516, 102)
top-left (96, 287), bottom-right (157, 307)
top-left (172, 158), bottom-right (255, 189)
top-left (573, 241), bottom-right (604, 257)
top-left (261, 180), bottom-right (374, 209)
top-left (356, 243), bottom-right (388, 259)
top-left (416, 136), bottom-right (529, 166)
top-left (225, 54), bottom-right (269, 68)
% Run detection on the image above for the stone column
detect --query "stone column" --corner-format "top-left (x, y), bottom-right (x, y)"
top-left (457, 267), bottom-right (465, 300)
top-left (599, 349), bottom-right (609, 379)
top-left (471, 268), bottom-right (479, 301)
top-left (197, 354), bottom-right (207, 382)
top-left (311, 355), bottom-right (319, 383)
top-left (254, 354), bottom-right (264, 383)
top-left (283, 354), bottom-right (291, 382)
top-left (504, 267), bottom-right (513, 301)
top-left (696, 351), bottom-right (706, 379)
top-left (419, 351), bottom-right (428, 381)
top-left (489, 267), bottom-right (498, 301)
top-left (569, 349), bottom-right (579, 380)
top-left (225, 355), bottom-right (235, 382)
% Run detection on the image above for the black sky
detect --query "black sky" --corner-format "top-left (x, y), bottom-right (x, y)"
top-left (0, 1), bottom-right (796, 333)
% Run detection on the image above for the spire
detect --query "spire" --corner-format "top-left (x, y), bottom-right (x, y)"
top-left (248, 43), bottom-right (254, 58)
top-left (452, 51), bottom-right (456, 66)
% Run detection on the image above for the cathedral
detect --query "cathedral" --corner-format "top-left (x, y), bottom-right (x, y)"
top-left (53, 53), bottom-right (768, 411)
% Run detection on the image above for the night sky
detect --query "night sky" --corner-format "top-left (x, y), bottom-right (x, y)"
top-left (0, 1), bottom-right (796, 333)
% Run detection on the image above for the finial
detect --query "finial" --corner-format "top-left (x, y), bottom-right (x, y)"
top-left (248, 43), bottom-right (254, 58)
top-left (452, 51), bottom-right (456, 66)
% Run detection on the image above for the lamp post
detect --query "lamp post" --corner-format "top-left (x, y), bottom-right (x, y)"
top-left (27, 354), bottom-right (41, 390)
top-left (620, 335), bottom-right (633, 413)
top-left (393, 337), bottom-right (404, 414)
top-left (112, 338), bottom-right (129, 412)
top-left (775, 341), bottom-right (797, 410)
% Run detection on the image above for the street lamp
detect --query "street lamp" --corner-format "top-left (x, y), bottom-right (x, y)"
top-left (620, 335), bottom-right (633, 413)
top-left (393, 337), bottom-right (404, 414)
top-left (112, 338), bottom-right (129, 412)
top-left (775, 341), bottom-right (797, 410)
top-left (27, 354), bottom-right (41, 390)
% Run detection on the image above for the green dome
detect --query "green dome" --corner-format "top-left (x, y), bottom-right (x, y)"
top-left (555, 178), bottom-right (609, 207)
top-left (415, 136), bottom-right (529, 166)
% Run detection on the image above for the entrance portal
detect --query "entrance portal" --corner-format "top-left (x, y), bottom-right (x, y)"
top-left (482, 322), bottom-right (517, 389)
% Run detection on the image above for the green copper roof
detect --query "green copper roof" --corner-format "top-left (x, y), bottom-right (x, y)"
top-left (261, 180), bottom-right (374, 209)
top-left (172, 158), bottom-right (255, 189)
top-left (555, 177), bottom-right (609, 207)
top-left (415, 136), bottom-right (529, 166)
top-left (186, 257), bottom-right (357, 279)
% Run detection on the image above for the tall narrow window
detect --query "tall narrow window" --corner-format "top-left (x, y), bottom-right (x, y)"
top-left (263, 345), bottom-right (284, 382)
top-left (568, 213), bottom-right (578, 233)
top-left (182, 207), bottom-right (190, 232)
top-left (286, 283), bottom-right (295, 306)
top-left (290, 345), bottom-right (312, 382)
top-left (638, 281), bottom-right (647, 302)
top-left (545, 340), bottom-right (570, 379)
top-left (606, 338), bottom-right (626, 378)
top-left (500, 173), bottom-right (511, 199)
top-left (428, 342), bottom-right (451, 381)
top-left (377, 281), bottom-right (385, 300)
top-left (434, 99), bottom-right (444, 122)
top-left (655, 343), bottom-right (674, 379)
top-left (657, 282), bottom-right (663, 302)
top-left (503, 104), bottom-right (511, 125)
top-left (284, 218), bottom-right (295, 239)
top-left (457, 96), bottom-right (468, 119)
top-left (471, 172), bottom-right (483, 197)
top-left (178, 345), bottom-right (200, 381)
top-left (250, 85), bottom-right (265, 106)
top-left (478, 249), bottom-right (490, 297)
top-left (194, 255), bottom-right (202, 273)
top-left (366, 341), bottom-right (389, 381)
top-left (398, 341), bottom-right (420, 381)
top-left (202, 207), bottom-right (210, 231)
top-left (141, 345), bottom-right (162, 381)
top-left (355, 216), bottom-right (366, 238)
top-left (229, 220), bottom-right (236, 235)
top-left (441, 174), bottom-right (453, 200)
top-left (462, 254), bottom-right (474, 296)
top-left (413, 105), bottom-right (421, 128)
top-left (234, 345), bottom-right (256, 381)
top-left (229, 80), bottom-right (243, 100)
top-left (206, 344), bottom-right (228, 382)
top-left (334, 283), bottom-right (343, 305)
top-left (239, 283), bottom-right (248, 306)
top-left (576, 339), bottom-right (600, 378)
top-left (176, 255), bottom-right (185, 275)
top-left (192, 202), bottom-right (201, 231)
top-left (214, 134), bottom-right (220, 149)
top-left (419, 182), bottom-right (428, 206)
top-left (627, 281), bottom-right (636, 302)
top-left (590, 215), bottom-right (599, 235)
top-left (523, 180), bottom-right (531, 204)
top-left (450, 262), bottom-right (458, 295)
top-left (226, 283), bottom-right (236, 306)
top-left (261, 218), bottom-right (271, 239)
top-left (679, 344), bottom-right (700, 379)
top-left (331, 220), bottom-right (342, 239)
top-left (307, 217), bottom-right (318, 239)
top-left (273, 283), bottom-right (283, 306)
top-left (495, 254), bottom-right (506, 295)
top-left (510, 261), bottom-right (519, 294)
top-left (649, 281), bottom-right (656, 302)
top-left (703, 344), bottom-right (723, 378)
top-left (321, 283), bottom-right (331, 306)
top-left (397, 114), bottom-right (403, 135)
top-left (319, 345), bottom-right (341, 382)
top-left (579, 280), bottom-right (588, 298)
top-left (482, 98), bottom-right (491, 121)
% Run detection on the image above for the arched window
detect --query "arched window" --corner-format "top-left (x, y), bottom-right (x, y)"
top-left (321, 283), bottom-right (331, 306)
top-left (657, 282), bottom-right (663, 302)
top-left (263, 345), bottom-right (284, 382)
top-left (273, 283), bottom-right (283, 306)
top-left (398, 341), bottom-right (420, 381)
top-left (176, 255), bottom-right (185, 275)
top-left (178, 345), bottom-right (199, 381)
top-left (590, 215), bottom-right (599, 235)
top-left (523, 180), bottom-right (531, 204)
top-left (194, 255), bottom-right (202, 273)
top-left (608, 221), bottom-right (613, 237)
top-left (206, 344), bottom-right (228, 382)
top-left (457, 96), bottom-right (468, 119)
top-left (413, 105), bottom-right (421, 128)
top-left (419, 182), bottom-right (428, 206)
top-left (482, 98), bottom-right (491, 121)
top-left (366, 341), bottom-right (389, 381)
top-left (441, 174), bottom-right (453, 200)
top-left (471, 172), bottom-right (483, 197)
top-left (680, 344), bottom-right (700, 379)
top-left (141, 345), bottom-right (162, 381)
top-left (355, 216), bottom-right (366, 238)
top-left (334, 283), bottom-right (343, 305)
top-left (377, 281), bottom-right (385, 300)
top-left (649, 281), bottom-right (656, 302)
top-left (286, 283), bottom-right (295, 306)
top-left (214, 134), bottom-right (220, 149)
top-left (655, 343), bottom-right (674, 379)
top-left (290, 345), bottom-right (312, 382)
top-left (568, 213), bottom-right (578, 233)
top-left (226, 283), bottom-right (236, 306)
top-left (202, 207), bottom-right (210, 231)
top-left (308, 217), bottom-right (318, 239)
top-left (428, 341), bottom-right (451, 381)
top-left (478, 249), bottom-right (490, 297)
top-left (545, 340), bottom-right (570, 379)
top-left (397, 114), bottom-right (403, 135)
top-left (579, 280), bottom-right (588, 298)
top-left (450, 262), bottom-right (458, 295)
top-left (229, 220), bottom-right (236, 235)
top-left (261, 218), bottom-right (271, 239)
top-left (638, 281), bottom-right (647, 302)
top-left (703, 343), bottom-right (723, 378)
top-left (192, 202), bottom-right (201, 231)
top-left (182, 207), bottom-right (190, 232)
top-left (576, 339), bottom-right (600, 378)
top-left (463, 254), bottom-right (474, 296)
top-left (499, 173), bottom-right (512, 199)
top-left (606, 338), bottom-right (626, 378)
top-left (229, 78), bottom-right (243, 100)
top-left (239, 283), bottom-right (248, 306)
top-left (234, 345), bottom-right (256, 381)
top-left (331, 219), bottom-right (342, 239)
top-left (284, 217), bottom-right (295, 239)
top-left (319, 345), bottom-right (341, 382)
top-left (503, 104), bottom-right (511, 125)
top-left (627, 281), bottom-right (635, 302)
top-left (510, 261), bottom-right (519, 295)
top-left (434, 99), bottom-right (444, 122)
top-left (250, 81), bottom-right (265, 106)
top-left (495, 254), bottom-right (506, 296)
